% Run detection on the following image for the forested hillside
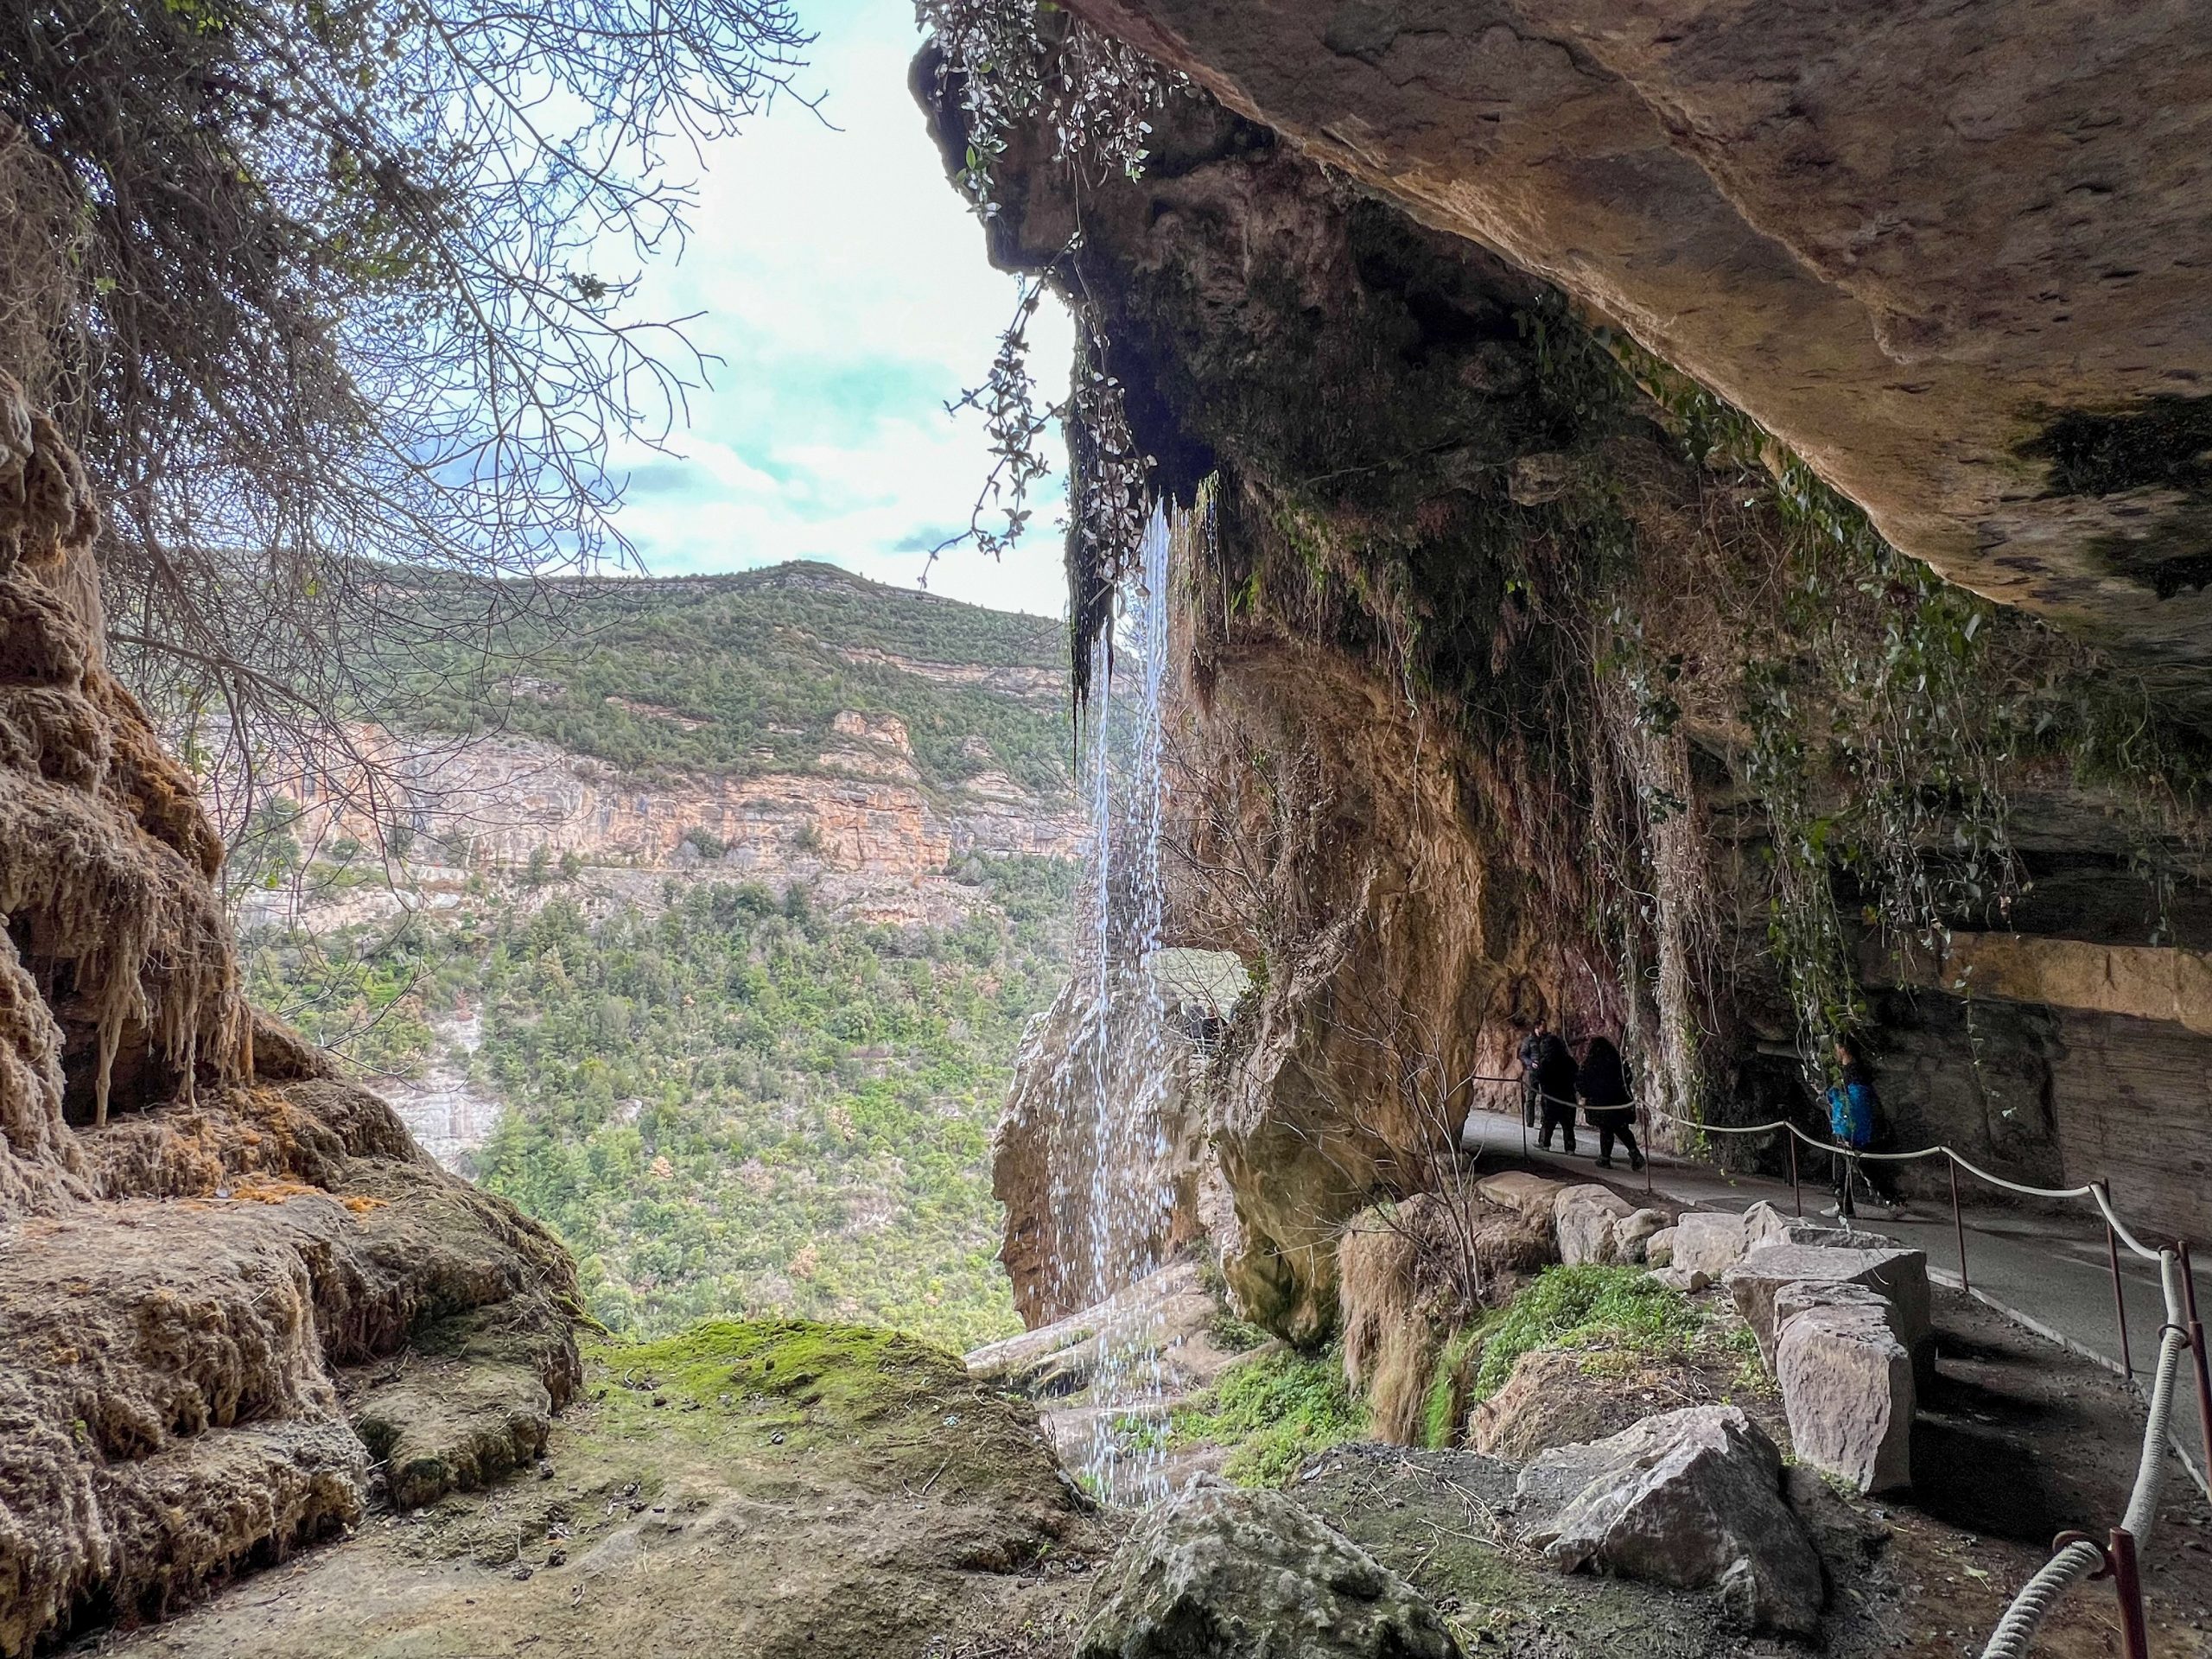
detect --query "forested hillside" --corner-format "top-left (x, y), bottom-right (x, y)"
top-left (236, 564), bottom-right (1079, 1351)
top-left (378, 561), bottom-right (1073, 791)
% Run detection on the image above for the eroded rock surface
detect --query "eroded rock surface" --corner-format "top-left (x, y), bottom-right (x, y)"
top-left (1058, 0), bottom-right (2212, 696)
top-left (0, 378), bottom-right (578, 1656)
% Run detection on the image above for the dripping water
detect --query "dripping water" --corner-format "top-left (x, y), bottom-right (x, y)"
top-left (1062, 499), bottom-right (1178, 1504)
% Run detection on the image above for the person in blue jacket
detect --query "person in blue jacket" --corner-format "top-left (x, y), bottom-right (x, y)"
top-left (1824, 1036), bottom-right (1893, 1217)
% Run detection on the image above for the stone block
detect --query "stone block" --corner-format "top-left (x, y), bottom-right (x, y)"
top-left (1724, 1243), bottom-right (1931, 1370)
top-left (1615, 1208), bottom-right (1669, 1263)
top-left (1554, 1185), bottom-right (1636, 1266)
top-left (1644, 1225), bottom-right (1677, 1268)
top-left (1475, 1170), bottom-right (1572, 1229)
top-left (1777, 1301), bottom-right (1915, 1495)
top-left (1742, 1200), bottom-right (1859, 1254)
top-left (1670, 1211), bottom-right (1750, 1279)
top-left (1076, 1478), bottom-right (1461, 1659)
top-left (1515, 1404), bottom-right (1824, 1634)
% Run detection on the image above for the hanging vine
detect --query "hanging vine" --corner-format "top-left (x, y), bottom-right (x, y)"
top-left (915, 0), bottom-right (1185, 696)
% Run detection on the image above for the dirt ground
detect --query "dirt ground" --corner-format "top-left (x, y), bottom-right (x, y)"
top-left (63, 1292), bottom-right (2212, 1659)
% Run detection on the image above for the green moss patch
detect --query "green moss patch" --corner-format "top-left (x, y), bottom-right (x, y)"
top-left (1471, 1265), bottom-right (1706, 1402)
top-left (1172, 1345), bottom-right (1369, 1487)
top-left (583, 1319), bottom-right (1070, 1505)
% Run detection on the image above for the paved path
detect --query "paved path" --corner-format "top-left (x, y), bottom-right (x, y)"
top-left (1460, 1103), bottom-right (2211, 1491)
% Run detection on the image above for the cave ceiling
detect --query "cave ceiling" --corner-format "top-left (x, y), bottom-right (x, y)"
top-left (1065, 0), bottom-right (2212, 693)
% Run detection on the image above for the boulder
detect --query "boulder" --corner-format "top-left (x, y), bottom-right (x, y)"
top-left (1725, 1243), bottom-right (1932, 1370)
top-left (1514, 1405), bottom-right (1825, 1635)
top-left (1777, 1298), bottom-right (1916, 1495)
top-left (1741, 1200), bottom-right (1859, 1254)
top-left (1554, 1185), bottom-right (1636, 1266)
top-left (1644, 1226), bottom-right (1677, 1268)
top-left (1475, 1171), bottom-right (1572, 1230)
top-left (1075, 1478), bottom-right (1463, 1659)
top-left (1649, 1265), bottom-right (1712, 1294)
top-left (1615, 1208), bottom-right (1669, 1264)
top-left (1669, 1211), bottom-right (1750, 1279)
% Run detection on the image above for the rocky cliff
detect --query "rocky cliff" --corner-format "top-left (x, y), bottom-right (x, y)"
top-left (0, 376), bottom-right (580, 1656)
top-left (925, 37), bottom-right (2212, 1334)
top-left (222, 564), bottom-right (1084, 938)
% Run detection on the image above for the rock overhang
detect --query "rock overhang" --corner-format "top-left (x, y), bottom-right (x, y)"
top-left (1052, 0), bottom-right (2212, 699)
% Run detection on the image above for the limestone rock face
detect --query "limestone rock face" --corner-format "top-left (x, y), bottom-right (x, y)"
top-left (1777, 1296), bottom-right (1916, 1495)
top-left (1725, 1243), bottom-right (1933, 1371)
top-left (1515, 1404), bottom-right (1825, 1635)
top-left (0, 379), bottom-right (580, 1656)
top-left (1058, 0), bottom-right (2212, 698)
top-left (1075, 1479), bottom-right (1463, 1659)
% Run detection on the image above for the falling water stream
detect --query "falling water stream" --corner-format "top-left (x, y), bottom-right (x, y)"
top-left (1065, 500), bottom-right (1179, 1503)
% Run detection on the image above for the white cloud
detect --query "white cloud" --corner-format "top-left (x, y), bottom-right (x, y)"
top-left (601, 0), bottom-right (1077, 617)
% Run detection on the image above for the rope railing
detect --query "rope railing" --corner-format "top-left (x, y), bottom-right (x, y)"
top-left (1980, 1250), bottom-right (2191, 1659)
top-left (1468, 1070), bottom-right (2212, 1658)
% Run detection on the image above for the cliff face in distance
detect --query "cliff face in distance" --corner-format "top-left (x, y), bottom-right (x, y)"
top-left (224, 561), bottom-right (1084, 935)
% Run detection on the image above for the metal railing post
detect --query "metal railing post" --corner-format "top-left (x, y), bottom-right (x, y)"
top-left (1789, 1132), bottom-right (1802, 1217)
top-left (2182, 1239), bottom-right (2212, 1483)
top-left (2105, 1186), bottom-right (2133, 1382)
top-left (1950, 1157), bottom-right (1968, 1295)
top-left (2107, 1527), bottom-right (2152, 1659)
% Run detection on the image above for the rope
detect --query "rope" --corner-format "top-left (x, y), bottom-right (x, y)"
top-left (1471, 1074), bottom-right (2155, 1249)
top-left (1980, 1251), bottom-right (2191, 1658)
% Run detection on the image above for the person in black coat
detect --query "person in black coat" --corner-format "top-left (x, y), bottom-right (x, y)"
top-left (1526, 1024), bottom-right (1580, 1154)
top-left (1578, 1035), bottom-right (1644, 1172)
top-left (1515, 1020), bottom-right (1546, 1128)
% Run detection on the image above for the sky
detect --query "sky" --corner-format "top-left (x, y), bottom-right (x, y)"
top-left (603, 0), bottom-right (1077, 617)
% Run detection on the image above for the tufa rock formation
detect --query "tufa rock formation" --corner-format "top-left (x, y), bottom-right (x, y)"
top-left (925, 34), bottom-right (2212, 1339)
top-left (0, 374), bottom-right (579, 1656)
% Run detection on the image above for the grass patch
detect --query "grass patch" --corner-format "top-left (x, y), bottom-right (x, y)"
top-left (1174, 1345), bottom-right (1368, 1487)
top-left (1421, 1320), bottom-right (1492, 1449)
top-left (1471, 1265), bottom-right (1705, 1401)
top-left (1207, 1310), bottom-right (1274, 1353)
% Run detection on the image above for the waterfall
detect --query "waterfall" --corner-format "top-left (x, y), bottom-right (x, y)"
top-left (1061, 499), bottom-right (1179, 1504)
